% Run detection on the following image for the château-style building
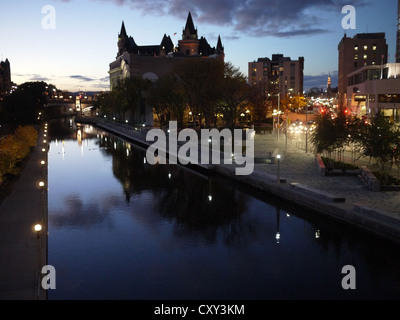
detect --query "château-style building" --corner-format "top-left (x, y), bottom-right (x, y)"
top-left (108, 12), bottom-right (225, 125)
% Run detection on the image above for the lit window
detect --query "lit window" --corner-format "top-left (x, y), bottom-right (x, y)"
top-left (363, 54), bottom-right (367, 59)
top-left (364, 45), bottom-right (368, 50)
top-left (354, 45), bottom-right (358, 51)
top-left (372, 44), bottom-right (376, 51)
top-left (354, 54), bottom-right (358, 60)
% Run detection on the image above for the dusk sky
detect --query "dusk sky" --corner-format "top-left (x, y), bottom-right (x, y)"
top-left (0, 0), bottom-right (397, 93)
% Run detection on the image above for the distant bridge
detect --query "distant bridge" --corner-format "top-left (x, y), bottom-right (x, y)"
top-left (43, 99), bottom-right (96, 119)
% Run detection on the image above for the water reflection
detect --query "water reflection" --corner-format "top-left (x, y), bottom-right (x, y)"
top-left (47, 118), bottom-right (400, 300)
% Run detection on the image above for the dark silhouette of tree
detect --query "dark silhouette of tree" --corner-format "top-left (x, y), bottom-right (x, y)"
top-left (1, 81), bottom-right (49, 125)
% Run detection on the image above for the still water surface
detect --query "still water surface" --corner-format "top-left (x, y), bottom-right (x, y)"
top-left (47, 119), bottom-right (400, 300)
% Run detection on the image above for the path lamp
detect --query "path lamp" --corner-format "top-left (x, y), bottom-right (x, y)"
top-left (39, 181), bottom-right (45, 193)
top-left (276, 154), bottom-right (281, 184)
top-left (34, 224), bottom-right (42, 239)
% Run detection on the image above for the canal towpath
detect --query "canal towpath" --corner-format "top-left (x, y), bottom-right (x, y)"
top-left (0, 126), bottom-right (48, 300)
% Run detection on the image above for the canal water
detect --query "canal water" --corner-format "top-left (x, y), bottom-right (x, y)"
top-left (47, 118), bottom-right (400, 300)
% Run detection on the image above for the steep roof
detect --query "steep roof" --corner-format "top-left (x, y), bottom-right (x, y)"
top-left (119, 21), bottom-right (127, 38)
top-left (184, 11), bottom-right (196, 35)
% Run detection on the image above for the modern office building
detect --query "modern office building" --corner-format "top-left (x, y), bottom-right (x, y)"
top-left (338, 33), bottom-right (388, 109)
top-left (346, 63), bottom-right (400, 122)
top-left (248, 54), bottom-right (304, 97)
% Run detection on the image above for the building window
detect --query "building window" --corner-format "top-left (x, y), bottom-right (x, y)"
top-left (372, 44), bottom-right (377, 51)
top-left (354, 61), bottom-right (358, 68)
top-left (354, 54), bottom-right (358, 60)
top-left (354, 45), bottom-right (358, 51)
top-left (364, 45), bottom-right (368, 50)
top-left (363, 54), bottom-right (367, 59)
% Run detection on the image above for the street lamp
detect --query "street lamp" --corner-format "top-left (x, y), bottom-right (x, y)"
top-left (276, 154), bottom-right (281, 184)
top-left (277, 93), bottom-right (280, 140)
top-left (34, 224), bottom-right (42, 239)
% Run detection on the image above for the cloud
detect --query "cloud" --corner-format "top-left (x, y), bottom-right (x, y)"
top-left (68, 75), bottom-right (109, 89)
top-left (91, 0), bottom-right (366, 38)
top-left (14, 73), bottom-right (51, 82)
top-left (70, 75), bottom-right (96, 82)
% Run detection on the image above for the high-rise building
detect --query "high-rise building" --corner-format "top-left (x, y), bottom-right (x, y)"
top-left (397, 0), bottom-right (400, 63)
top-left (0, 59), bottom-right (11, 94)
top-left (337, 33), bottom-right (388, 109)
top-left (248, 54), bottom-right (304, 97)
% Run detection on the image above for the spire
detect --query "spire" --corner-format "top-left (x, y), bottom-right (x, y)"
top-left (182, 11), bottom-right (197, 40)
top-left (185, 12), bottom-right (196, 34)
top-left (119, 21), bottom-right (127, 39)
top-left (327, 73), bottom-right (331, 91)
top-left (217, 35), bottom-right (224, 51)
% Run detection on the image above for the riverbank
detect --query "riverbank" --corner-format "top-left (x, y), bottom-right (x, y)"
top-left (77, 116), bottom-right (400, 245)
top-left (0, 126), bottom-right (48, 300)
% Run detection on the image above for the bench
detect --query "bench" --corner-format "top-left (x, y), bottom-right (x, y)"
top-left (290, 182), bottom-right (345, 203)
top-left (360, 166), bottom-right (380, 192)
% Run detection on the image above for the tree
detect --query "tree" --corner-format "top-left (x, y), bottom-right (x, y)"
top-left (149, 74), bottom-right (187, 129)
top-left (174, 58), bottom-right (224, 128)
top-left (1, 81), bottom-right (49, 125)
top-left (217, 62), bottom-right (249, 130)
top-left (310, 111), bottom-right (349, 165)
top-left (362, 113), bottom-right (400, 182)
top-left (289, 94), bottom-right (307, 112)
top-left (0, 125), bottom-right (38, 184)
top-left (247, 83), bottom-right (272, 122)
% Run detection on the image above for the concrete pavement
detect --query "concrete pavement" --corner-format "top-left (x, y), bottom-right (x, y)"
top-left (0, 127), bottom-right (48, 300)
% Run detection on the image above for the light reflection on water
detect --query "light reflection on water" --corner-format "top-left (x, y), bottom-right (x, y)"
top-left (47, 119), bottom-right (400, 300)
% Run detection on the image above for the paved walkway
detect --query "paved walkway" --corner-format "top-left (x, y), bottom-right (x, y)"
top-left (253, 133), bottom-right (400, 215)
top-left (0, 127), bottom-right (47, 300)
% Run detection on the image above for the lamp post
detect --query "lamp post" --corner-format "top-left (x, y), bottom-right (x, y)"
top-left (285, 109), bottom-right (288, 149)
top-left (305, 101), bottom-right (308, 153)
top-left (34, 224), bottom-right (42, 239)
top-left (276, 154), bottom-right (281, 184)
top-left (276, 207), bottom-right (281, 243)
top-left (277, 93), bottom-right (280, 141)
